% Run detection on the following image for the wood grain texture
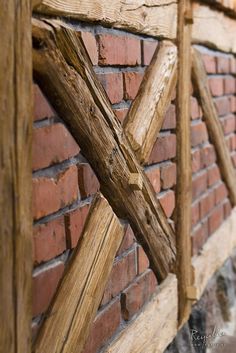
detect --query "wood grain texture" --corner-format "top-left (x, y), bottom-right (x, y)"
top-left (33, 194), bottom-right (124, 353)
top-left (104, 274), bottom-right (178, 353)
top-left (32, 19), bottom-right (176, 281)
top-left (33, 0), bottom-right (177, 39)
top-left (0, 1), bottom-right (32, 353)
top-left (193, 207), bottom-right (236, 300)
top-left (176, 0), bottom-right (193, 328)
top-left (124, 41), bottom-right (177, 165)
top-left (192, 48), bottom-right (236, 206)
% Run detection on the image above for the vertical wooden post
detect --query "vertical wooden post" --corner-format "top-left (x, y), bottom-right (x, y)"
top-left (0, 1), bottom-right (32, 352)
top-left (176, 0), bottom-right (194, 327)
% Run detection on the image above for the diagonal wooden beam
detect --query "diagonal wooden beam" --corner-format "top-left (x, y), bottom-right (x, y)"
top-left (192, 48), bottom-right (236, 206)
top-left (123, 40), bottom-right (177, 165)
top-left (32, 18), bottom-right (176, 281)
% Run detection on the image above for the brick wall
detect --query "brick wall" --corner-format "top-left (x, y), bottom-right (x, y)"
top-left (32, 24), bottom-right (236, 353)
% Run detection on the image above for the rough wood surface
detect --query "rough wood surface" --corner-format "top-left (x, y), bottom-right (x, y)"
top-left (192, 48), bottom-right (236, 206)
top-left (176, 0), bottom-right (193, 328)
top-left (193, 207), bottom-right (236, 300)
top-left (0, 1), bottom-right (32, 353)
top-left (104, 274), bottom-right (178, 353)
top-left (32, 19), bottom-right (176, 281)
top-left (33, 194), bottom-right (124, 353)
top-left (33, 0), bottom-right (177, 39)
top-left (124, 41), bottom-right (177, 165)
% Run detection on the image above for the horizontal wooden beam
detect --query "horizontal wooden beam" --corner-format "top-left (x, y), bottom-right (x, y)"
top-left (32, 19), bottom-right (176, 281)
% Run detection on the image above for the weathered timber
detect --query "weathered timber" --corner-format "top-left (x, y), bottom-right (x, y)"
top-left (33, 0), bottom-right (177, 39)
top-left (0, 1), bottom-right (32, 353)
top-left (32, 19), bottom-right (176, 280)
top-left (176, 0), bottom-right (193, 328)
top-left (192, 48), bottom-right (236, 206)
top-left (33, 194), bottom-right (124, 353)
top-left (123, 41), bottom-right (177, 165)
top-left (104, 274), bottom-right (178, 353)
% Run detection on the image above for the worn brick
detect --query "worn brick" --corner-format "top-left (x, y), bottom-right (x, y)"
top-left (230, 57), bottom-right (236, 74)
top-left (214, 96), bottom-right (230, 116)
top-left (114, 107), bottom-right (129, 124)
top-left (158, 190), bottom-right (175, 218)
top-left (217, 56), bottom-right (230, 74)
top-left (137, 246), bottom-right (149, 274)
top-left (145, 166), bottom-right (161, 193)
top-left (192, 148), bottom-right (201, 174)
top-left (200, 144), bottom-right (216, 167)
top-left (33, 262), bottom-right (64, 317)
top-left (117, 224), bottom-right (134, 256)
top-left (191, 221), bottom-right (208, 256)
top-left (81, 31), bottom-right (98, 65)
top-left (123, 71), bottom-right (144, 100)
top-left (221, 114), bottom-right (235, 135)
top-left (121, 270), bottom-right (157, 320)
top-left (34, 84), bottom-right (55, 121)
top-left (191, 121), bottom-right (208, 147)
top-left (192, 201), bottom-right (200, 227)
top-left (160, 162), bottom-right (176, 189)
top-left (191, 97), bottom-right (202, 119)
top-left (65, 203), bottom-right (91, 249)
top-left (199, 191), bottom-right (215, 219)
top-left (142, 40), bottom-right (158, 66)
top-left (33, 217), bottom-right (66, 265)
top-left (33, 165), bottom-right (79, 220)
top-left (215, 182), bottom-right (228, 205)
top-left (33, 123), bottom-right (80, 170)
top-left (97, 34), bottom-right (141, 66)
top-left (207, 164), bottom-right (221, 187)
top-left (192, 171), bottom-right (208, 200)
top-left (208, 76), bottom-right (224, 96)
top-left (148, 134), bottom-right (176, 164)
top-left (202, 54), bottom-right (216, 74)
top-left (162, 104), bottom-right (176, 130)
top-left (78, 163), bottom-right (100, 198)
top-left (224, 76), bottom-right (236, 95)
top-left (229, 95), bottom-right (236, 113)
top-left (97, 72), bottom-right (123, 104)
top-left (208, 205), bottom-right (224, 235)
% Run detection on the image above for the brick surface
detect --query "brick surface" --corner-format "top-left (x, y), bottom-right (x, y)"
top-left (33, 165), bottom-right (79, 220)
top-left (158, 190), bottom-right (175, 218)
top-left (65, 203), bottom-right (91, 249)
top-left (214, 96), bottom-right (230, 116)
top-left (192, 201), bottom-right (200, 227)
top-left (34, 84), bottom-right (55, 121)
top-left (123, 71), bottom-right (144, 100)
top-left (117, 224), bottom-right (134, 256)
top-left (192, 149), bottom-right (201, 174)
top-left (160, 162), bottom-right (176, 189)
top-left (223, 199), bottom-right (232, 219)
top-left (191, 221), bottom-right (208, 256)
top-left (145, 166), bottom-right (161, 193)
top-left (230, 57), bottom-right (236, 74)
top-left (224, 76), bottom-right (236, 95)
top-left (81, 31), bottom-right (98, 65)
top-left (137, 246), bottom-right (149, 274)
top-left (97, 72), bottom-right (123, 104)
top-left (121, 270), bottom-right (157, 320)
top-left (162, 104), bottom-right (176, 130)
top-left (208, 205), bottom-right (224, 235)
top-left (192, 171), bottom-right (208, 200)
top-left (199, 191), bottom-right (215, 219)
top-left (229, 95), bottom-right (236, 113)
top-left (191, 122), bottom-right (208, 147)
top-left (148, 134), bottom-right (176, 164)
top-left (217, 56), bottom-right (230, 74)
top-left (208, 77), bottom-right (224, 97)
top-left (142, 40), bottom-right (158, 66)
top-left (202, 54), bottom-right (216, 74)
top-left (221, 114), bottom-right (235, 135)
top-left (114, 107), bottom-right (129, 124)
top-left (33, 217), bottom-right (66, 265)
top-left (200, 144), bottom-right (216, 167)
top-left (33, 123), bottom-right (80, 170)
top-left (207, 165), bottom-right (221, 187)
top-left (97, 34), bottom-right (141, 66)
top-left (33, 262), bottom-right (64, 317)
top-left (191, 97), bottom-right (202, 119)
top-left (215, 182), bottom-right (228, 205)
top-left (78, 163), bottom-right (100, 198)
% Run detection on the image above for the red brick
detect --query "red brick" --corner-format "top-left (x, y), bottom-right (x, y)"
top-left (97, 34), bottom-right (141, 66)
top-left (221, 114), bottom-right (235, 135)
top-left (114, 108), bottom-right (129, 124)
top-left (207, 165), bottom-right (221, 187)
top-left (83, 299), bottom-right (121, 353)
top-left (65, 203), bottom-right (91, 249)
top-left (158, 190), bottom-right (175, 218)
top-left (217, 56), bottom-right (230, 74)
top-left (162, 104), bottom-right (176, 129)
top-left (214, 97), bottom-right (230, 116)
top-left (192, 171), bottom-right (207, 200)
top-left (78, 163), bottom-right (100, 198)
top-left (142, 40), bottom-right (158, 66)
top-left (123, 71), bottom-right (144, 100)
top-left (121, 270), bottom-right (157, 320)
top-left (97, 72), bottom-right (123, 104)
top-left (208, 205), bottom-right (224, 235)
top-left (148, 134), bottom-right (176, 164)
top-left (230, 135), bottom-right (236, 150)
top-left (191, 122), bottom-right (208, 147)
top-left (33, 165), bottom-right (79, 220)
top-left (33, 262), bottom-right (64, 317)
top-left (137, 246), bottom-right (149, 274)
top-left (215, 182), bottom-right (228, 205)
top-left (101, 250), bottom-right (136, 305)
top-left (191, 97), bottom-right (202, 119)
top-left (192, 149), bottom-right (201, 173)
top-left (34, 84), bottom-right (55, 121)
top-left (229, 95), bottom-right (236, 113)
top-left (33, 123), bottom-right (80, 170)
top-left (230, 57), bottom-right (236, 74)
top-left (191, 221), bottom-right (208, 256)
top-left (223, 199), bottom-right (232, 219)
top-left (145, 166), bottom-right (161, 193)
top-left (202, 54), bottom-right (216, 74)
top-left (117, 224), bottom-right (134, 256)
top-left (199, 191), bottom-right (215, 219)
top-left (208, 77), bottom-right (224, 96)
top-left (200, 144), bottom-right (216, 167)
top-left (81, 31), bottom-right (98, 65)
top-left (224, 76), bottom-right (236, 95)
top-left (33, 217), bottom-right (66, 265)
top-left (160, 162), bottom-right (176, 189)
top-left (192, 201), bottom-right (200, 227)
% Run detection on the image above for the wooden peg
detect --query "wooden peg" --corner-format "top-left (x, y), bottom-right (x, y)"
top-left (129, 173), bottom-right (143, 190)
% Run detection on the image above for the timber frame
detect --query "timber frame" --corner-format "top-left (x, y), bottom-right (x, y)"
top-left (1, 1), bottom-right (236, 353)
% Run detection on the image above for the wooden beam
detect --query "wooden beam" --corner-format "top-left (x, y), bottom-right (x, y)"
top-left (103, 274), bottom-right (178, 353)
top-left (33, 0), bottom-right (177, 39)
top-left (32, 19), bottom-right (176, 281)
top-left (123, 41), bottom-right (177, 165)
top-left (33, 194), bottom-right (124, 353)
top-left (192, 48), bottom-right (236, 206)
top-left (0, 1), bottom-right (32, 353)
